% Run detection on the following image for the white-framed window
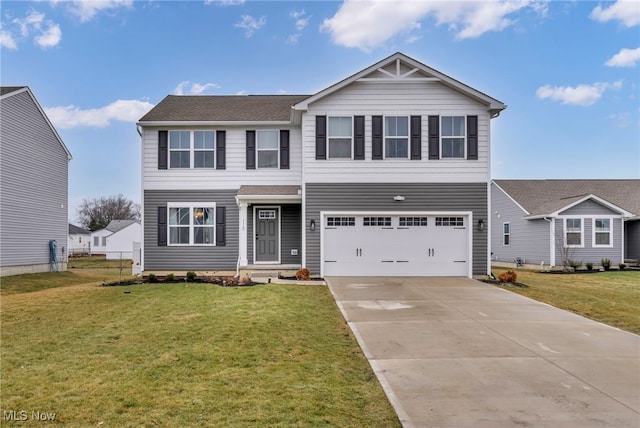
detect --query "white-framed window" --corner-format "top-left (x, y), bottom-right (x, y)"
top-left (258, 209), bottom-right (277, 220)
top-left (168, 203), bottom-right (216, 246)
top-left (169, 130), bottom-right (215, 169)
top-left (564, 218), bottom-right (583, 247)
top-left (503, 222), bottom-right (510, 246)
top-left (384, 116), bottom-right (409, 158)
top-left (102, 237), bottom-right (107, 246)
top-left (593, 218), bottom-right (612, 247)
top-left (256, 130), bottom-right (279, 169)
top-left (93, 236), bottom-right (99, 247)
top-left (441, 116), bottom-right (465, 158)
top-left (328, 116), bottom-right (352, 159)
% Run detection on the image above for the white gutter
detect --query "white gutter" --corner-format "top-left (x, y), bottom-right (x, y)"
top-left (137, 120), bottom-right (291, 127)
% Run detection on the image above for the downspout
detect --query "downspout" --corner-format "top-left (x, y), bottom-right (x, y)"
top-left (543, 216), bottom-right (553, 267)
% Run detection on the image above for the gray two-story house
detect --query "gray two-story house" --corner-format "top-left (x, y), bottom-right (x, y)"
top-left (0, 87), bottom-right (72, 276)
top-left (137, 52), bottom-right (506, 278)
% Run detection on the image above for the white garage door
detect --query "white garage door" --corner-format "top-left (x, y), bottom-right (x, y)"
top-left (323, 214), bottom-right (470, 277)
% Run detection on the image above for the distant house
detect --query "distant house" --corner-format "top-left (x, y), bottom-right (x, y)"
top-left (491, 180), bottom-right (640, 269)
top-left (91, 220), bottom-right (142, 260)
top-left (0, 87), bottom-right (72, 276)
top-left (68, 224), bottom-right (91, 256)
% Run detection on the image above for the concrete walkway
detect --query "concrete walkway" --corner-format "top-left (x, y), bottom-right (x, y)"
top-left (325, 277), bottom-right (640, 428)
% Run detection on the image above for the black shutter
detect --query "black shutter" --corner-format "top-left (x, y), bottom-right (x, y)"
top-left (158, 131), bottom-right (168, 169)
top-left (467, 115), bottom-right (478, 160)
top-left (410, 116), bottom-right (421, 160)
top-left (315, 116), bottom-right (326, 160)
top-left (280, 130), bottom-right (290, 169)
top-left (216, 130), bottom-right (226, 169)
top-left (246, 131), bottom-right (256, 169)
top-left (372, 115), bottom-right (383, 160)
top-left (157, 206), bottom-right (167, 246)
top-left (428, 115), bottom-right (440, 160)
top-left (354, 116), bottom-right (365, 160)
top-left (216, 206), bottom-right (226, 246)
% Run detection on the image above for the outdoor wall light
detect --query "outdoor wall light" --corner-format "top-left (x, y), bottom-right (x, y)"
top-left (310, 219), bottom-right (316, 232)
top-left (478, 219), bottom-right (485, 231)
top-left (393, 195), bottom-right (405, 202)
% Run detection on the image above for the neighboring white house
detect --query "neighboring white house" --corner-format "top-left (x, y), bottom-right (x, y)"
top-left (0, 87), bottom-right (72, 276)
top-left (137, 52), bottom-right (506, 278)
top-left (68, 224), bottom-right (91, 256)
top-left (91, 220), bottom-right (142, 260)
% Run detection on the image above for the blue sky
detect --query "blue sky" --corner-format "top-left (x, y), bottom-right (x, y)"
top-left (1, 0), bottom-right (639, 223)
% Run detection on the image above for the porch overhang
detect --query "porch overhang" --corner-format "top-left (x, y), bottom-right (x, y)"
top-left (235, 185), bottom-right (302, 205)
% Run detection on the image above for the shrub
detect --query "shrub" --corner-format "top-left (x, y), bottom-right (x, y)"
top-left (568, 260), bottom-right (583, 270)
top-left (619, 263), bottom-right (626, 271)
top-left (585, 262), bottom-right (594, 271)
top-left (498, 270), bottom-right (517, 284)
top-left (147, 273), bottom-right (158, 283)
top-left (295, 268), bottom-right (311, 281)
top-left (186, 271), bottom-right (197, 282)
top-left (601, 258), bottom-right (611, 271)
top-left (165, 273), bottom-right (175, 282)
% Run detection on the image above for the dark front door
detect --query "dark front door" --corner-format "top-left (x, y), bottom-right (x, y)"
top-left (256, 208), bottom-right (279, 262)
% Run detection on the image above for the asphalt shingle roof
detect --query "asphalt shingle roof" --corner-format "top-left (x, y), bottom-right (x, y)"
top-left (69, 224), bottom-right (90, 235)
top-left (494, 179), bottom-right (640, 216)
top-left (139, 95), bottom-right (310, 122)
top-left (106, 220), bottom-right (139, 233)
top-left (0, 86), bottom-right (26, 96)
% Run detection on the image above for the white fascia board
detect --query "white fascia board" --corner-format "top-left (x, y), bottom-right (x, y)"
top-left (137, 120), bottom-right (291, 127)
top-left (550, 194), bottom-right (633, 217)
top-left (235, 194), bottom-right (302, 205)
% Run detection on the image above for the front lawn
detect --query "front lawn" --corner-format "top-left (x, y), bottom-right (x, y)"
top-left (0, 279), bottom-right (400, 426)
top-left (491, 267), bottom-right (640, 334)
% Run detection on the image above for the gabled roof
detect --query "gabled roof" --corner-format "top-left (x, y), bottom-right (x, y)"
top-left (0, 86), bottom-right (73, 160)
top-left (138, 95), bottom-right (310, 124)
top-left (105, 220), bottom-right (140, 233)
top-left (493, 179), bottom-right (640, 217)
top-left (293, 52), bottom-right (506, 116)
top-left (69, 224), bottom-right (90, 235)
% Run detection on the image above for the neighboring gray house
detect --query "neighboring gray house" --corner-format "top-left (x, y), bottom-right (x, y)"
top-left (491, 180), bottom-right (640, 269)
top-left (0, 86), bottom-right (72, 276)
top-left (138, 52), bottom-right (506, 278)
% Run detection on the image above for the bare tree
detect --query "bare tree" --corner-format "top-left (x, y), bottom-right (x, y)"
top-left (77, 194), bottom-right (141, 231)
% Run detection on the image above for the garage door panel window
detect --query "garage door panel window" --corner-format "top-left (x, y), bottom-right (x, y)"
top-left (326, 217), bottom-right (355, 227)
top-left (399, 217), bottom-right (428, 227)
top-left (435, 217), bottom-right (464, 226)
top-left (363, 217), bottom-right (391, 227)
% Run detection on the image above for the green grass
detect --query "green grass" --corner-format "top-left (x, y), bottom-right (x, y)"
top-left (0, 256), bottom-right (135, 295)
top-left (1, 269), bottom-right (400, 426)
top-left (492, 267), bottom-right (640, 334)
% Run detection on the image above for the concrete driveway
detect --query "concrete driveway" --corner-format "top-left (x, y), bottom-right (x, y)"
top-left (325, 277), bottom-right (640, 428)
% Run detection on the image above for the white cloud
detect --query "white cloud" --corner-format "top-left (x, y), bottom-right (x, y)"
top-left (590, 0), bottom-right (640, 27)
top-left (605, 47), bottom-right (640, 67)
top-left (321, 0), bottom-right (544, 50)
top-left (67, 0), bottom-right (133, 22)
top-left (235, 15), bottom-right (266, 38)
top-left (12, 9), bottom-right (62, 49)
top-left (0, 30), bottom-right (17, 49)
top-left (173, 81), bottom-right (220, 95)
top-left (536, 81), bottom-right (623, 106)
top-left (45, 99), bottom-right (154, 129)
top-left (291, 10), bottom-right (310, 31)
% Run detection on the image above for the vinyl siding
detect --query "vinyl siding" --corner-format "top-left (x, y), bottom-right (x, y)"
top-left (305, 182), bottom-right (487, 276)
top-left (144, 190), bottom-right (238, 270)
top-left (491, 183), bottom-right (551, 265)
top-left (0, 90), bottom-right (68, 272)
top-left (559, 199), bottom-right (620, 216)
top-left (554, 217), bottom-right (623, 265)
top-left (142, 127), bottom-right (302, 190)
top-left (246, 204), bottom-right (301, 264)
top-left (303, 81), bottom-right (491, 183)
